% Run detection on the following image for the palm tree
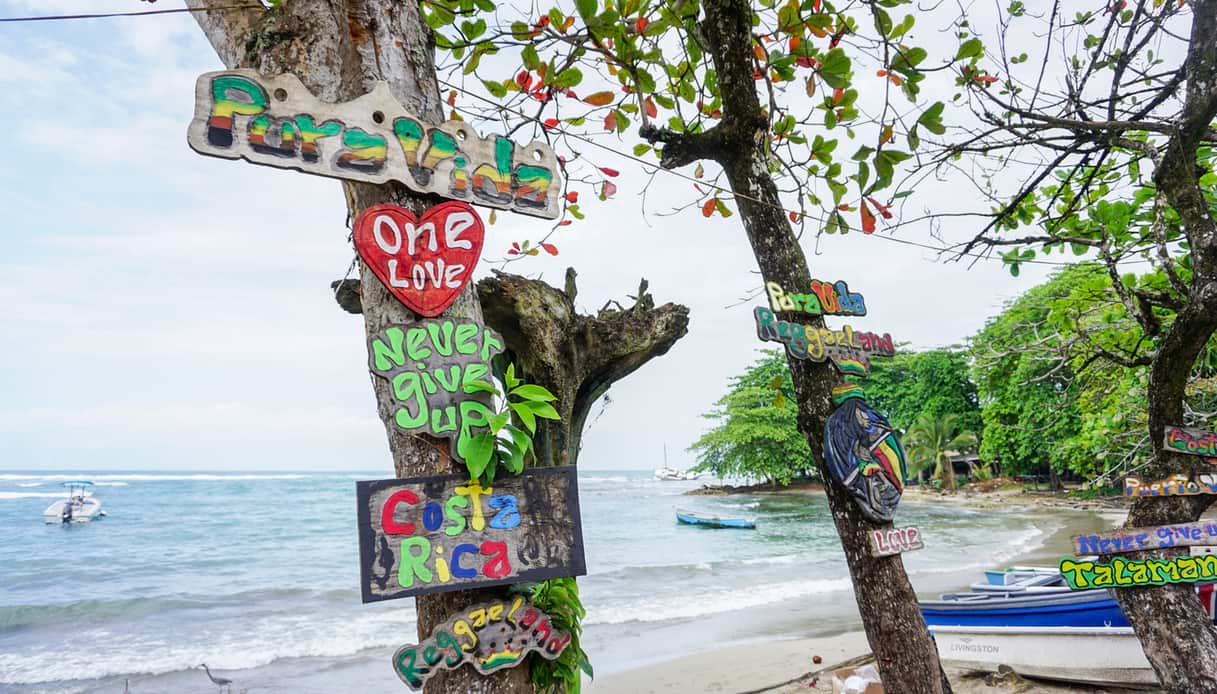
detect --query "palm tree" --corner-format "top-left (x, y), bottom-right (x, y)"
top-left (903, 413), bottom-right (978, 490)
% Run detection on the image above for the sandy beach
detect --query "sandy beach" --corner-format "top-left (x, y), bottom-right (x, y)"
top-left (586, 492), bottom-right (1126, 694)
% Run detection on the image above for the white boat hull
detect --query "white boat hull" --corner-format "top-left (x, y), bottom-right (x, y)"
top-left (931, 626), bottom-right (1156, 687)
top-left (43, 497), bottom-right (104, 524)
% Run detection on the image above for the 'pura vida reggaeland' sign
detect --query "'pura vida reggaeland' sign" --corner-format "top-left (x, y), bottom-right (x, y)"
top-left (356, 469), bottom-right (586, 603)
top-left (187, 70), bottom-right (562, 218)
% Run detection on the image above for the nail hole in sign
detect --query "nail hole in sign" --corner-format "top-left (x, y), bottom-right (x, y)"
top-left (273, 88), bottom-right (287, 101)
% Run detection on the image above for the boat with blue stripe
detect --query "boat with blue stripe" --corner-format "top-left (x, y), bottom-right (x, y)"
top-left (675, 509), bottom-right (756, 529)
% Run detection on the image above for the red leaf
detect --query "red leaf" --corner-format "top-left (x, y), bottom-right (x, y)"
top-left (702, 198), bottom-right (717, 218)
top-left (446, 90), bottom-right (457, 106)
top-left (789, 36), bottom-right (801, 53)
top-left (601, 180), bottom-right (618, 198)
top-left (644, 96), bottom-right (657, 118)
top-left (603, 111), bottom-right (618, 131)
top-left (635, 17), bottom-right (649, 33)
top-left (565, 191), bottom-right (579, 203)
top-left (860, 201), bottom-right (877, 234)
top-left (600, 167), bottom-right (620, 177)
top-left (866, 196), bottom-right (893, 219)
top-left (516, 71), bottom-right (532, 90)
top-left (879, 124), bottom-right (893, 146)
top-left (536, 15), bottom-right (551, 27)
top-left (541, 243), bottom-right (559, 256)
top-left (832, 88), bottom-right (844, 105)
top-left (543, 118), bottom-right (559, 130)
top-left (789, 211), bottom-right (800, 222)
top-left (511, 242), bottom-right (521, 250)
top-left (507, 248), bottom-right (519, 255)
top-left (558, 220), bottom-right (572, 226)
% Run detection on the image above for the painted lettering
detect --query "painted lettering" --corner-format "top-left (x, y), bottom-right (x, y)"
top-left (189, 70), bottom-right (562, 218)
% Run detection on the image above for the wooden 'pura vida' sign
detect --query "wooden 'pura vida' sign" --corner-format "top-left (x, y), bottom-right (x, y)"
top-left (357, 469), bottom-right (585, 603)
top-left (393, 597), bottom-right (570, 690)
top-left (187, 70), bottom-right (562, 218)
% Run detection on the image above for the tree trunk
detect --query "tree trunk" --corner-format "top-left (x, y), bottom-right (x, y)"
top-left (1109, 4), bottom-right (1217, 690)
top-left (189, 7), bottom-right (690, 690)
top-left (187, 4), bottom-right (564, 693)
top-left (642, 0), bottom-right (946, 690)
top-left (476, 271), bottom-right (689, 466)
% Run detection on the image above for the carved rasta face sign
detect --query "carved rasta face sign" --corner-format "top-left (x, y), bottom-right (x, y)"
top-left (354, 202), bottom-right (486, 317)
top-left (823, 384), bottom-right (908, 523)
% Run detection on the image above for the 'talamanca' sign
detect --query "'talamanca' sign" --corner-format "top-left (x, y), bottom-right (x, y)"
top-left (356, 469), bottom-right (586, 603)
top-left (187, 70), bottom-right (562, 218)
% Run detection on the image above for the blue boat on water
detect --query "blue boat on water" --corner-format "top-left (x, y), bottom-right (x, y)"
top-left (675, 509), bottom-right (756, 529)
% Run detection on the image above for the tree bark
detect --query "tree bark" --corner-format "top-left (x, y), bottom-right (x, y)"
top-left (186, 2), bottom-right (518, 691)
top-left (644, 0), bottom-right (946, 690)
top-left (1111, 3), bottom-right (1217, 689)
top-left (477, 271), bottom-right (689, 466)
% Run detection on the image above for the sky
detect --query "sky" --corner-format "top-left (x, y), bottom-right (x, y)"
top-left (0, 0), bottom-right (1063, 472)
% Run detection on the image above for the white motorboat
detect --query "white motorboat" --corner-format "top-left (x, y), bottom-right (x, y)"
top-left (931, 625), bottom-right (1156, 687)
top-left (653, 466), bottom-right (684, 481)
top-left (43, 481), bottom-right (105, 524)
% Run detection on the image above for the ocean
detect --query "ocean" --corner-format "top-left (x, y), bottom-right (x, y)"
top-left (0, 470), bottom-right (1059, 693)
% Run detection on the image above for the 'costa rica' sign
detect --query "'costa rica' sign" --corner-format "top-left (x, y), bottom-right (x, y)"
top-left (356, 469), bottom-right (586, 603)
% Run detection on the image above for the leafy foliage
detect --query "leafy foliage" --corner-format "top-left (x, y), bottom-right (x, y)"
top-left (420, 0), bottom-right (959, 252)
top-left (864, 349), bottom-right (981, 434)
top-left (462, 363), bottom-right (561, 484)
top-left (512, 578), bottom-right (592, 694)
top-left (903, 412), bottom-right (976, 489)
top-left (688, 350), bottom-right (813, 485)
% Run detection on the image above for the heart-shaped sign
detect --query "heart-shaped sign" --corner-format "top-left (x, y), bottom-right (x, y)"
top-left (353, 201), bottom-right (486, 317)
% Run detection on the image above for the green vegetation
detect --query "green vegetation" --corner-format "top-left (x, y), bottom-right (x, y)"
top-left (866, 350), bottom-right (981, 433)
top-left (512, 577), bottom-right (591, 694)
top-left (693, 265), bottom-right (1217, 488)
top-left (688, 350), bottom-right (813, 485)
top-left (904, 413), bottom-right (977, 490)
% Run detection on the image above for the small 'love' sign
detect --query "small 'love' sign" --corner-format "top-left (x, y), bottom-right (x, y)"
top-left (354, 201), bottom-right (485, 317)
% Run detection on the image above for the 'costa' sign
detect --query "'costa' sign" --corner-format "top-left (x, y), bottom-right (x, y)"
top-left (356, 469), bottom-right (585, 603)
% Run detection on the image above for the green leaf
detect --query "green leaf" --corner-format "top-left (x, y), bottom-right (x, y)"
top-left (511, 384), bottom-right (558, 402)
top-left (555, 68), bottom-right (584, 88)
top-left (955, 37), bottom-right (984, 61)
top-left (510, 401), bottom-right (536, 433)
top-left (576, 0), bottom-right (597, 18)
top-left (505, 363), bottom-right (520, 390)
top-left (488, 411), bottom-right (510, 433)
top-left (463, 378), bottom-right (499, 395)
top-left (463, 433), bottom-right (496, 479)
top-left (507, 424), bottom-right (532, 456)
top-left (482, 79), bottom-right (507, 98)
top-left (522, 400), bottom-right (561, 420)
top-left (522, 44), bottom-right (541, 71)
top-left (633, 143), bottom-right (652, 156)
